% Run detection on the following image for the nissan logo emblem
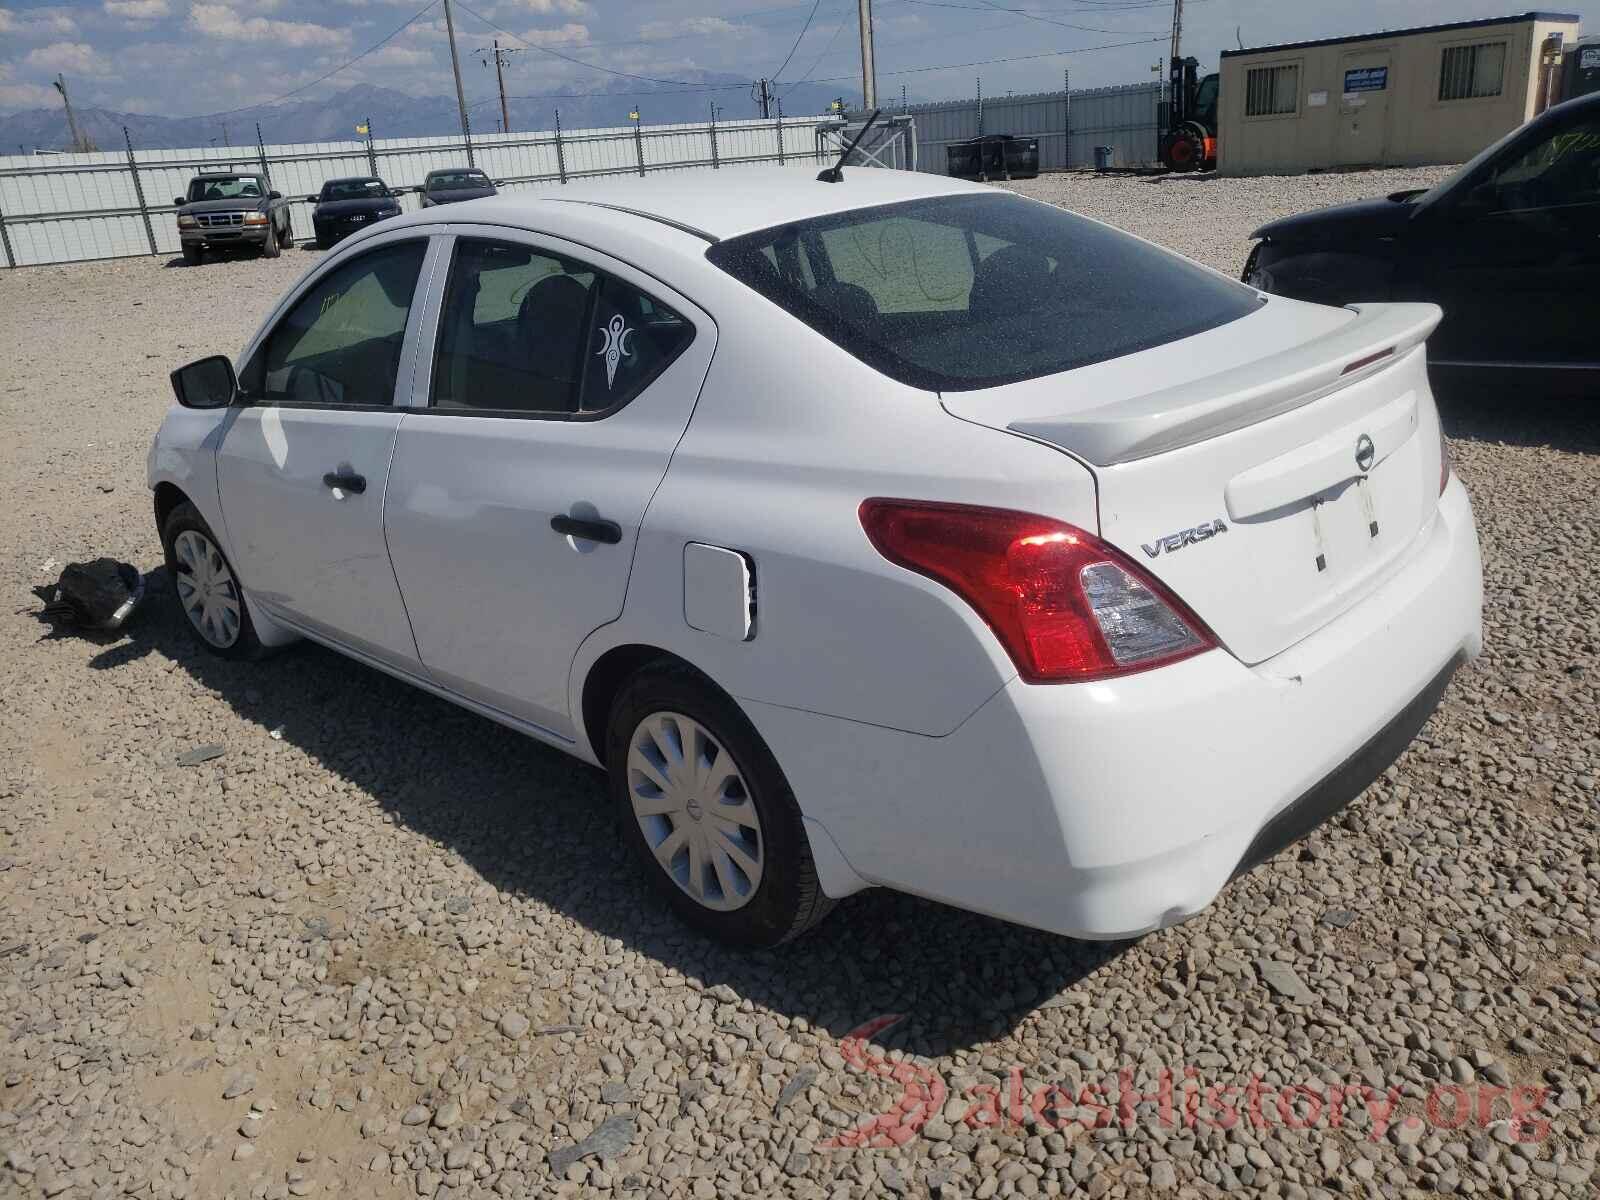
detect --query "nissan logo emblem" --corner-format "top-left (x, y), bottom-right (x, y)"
top-left (1355, 434), bottom-right (1376, 473)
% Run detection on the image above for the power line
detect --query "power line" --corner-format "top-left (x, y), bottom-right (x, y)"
top-left (810, 34), bottom-right (1163, 83)
top-left (784, 1), bottom-right (854, 92)
top-left (897, 0), bottom-right (1162, 35)
top-left (770, 0), bottom-right (825, 82)
top-left (177, 0), bottom-right (442, 120)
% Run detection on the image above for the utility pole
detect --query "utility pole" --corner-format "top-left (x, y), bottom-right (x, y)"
top-left (857, 0), bottom-right (877, 111)
top-left (1169, 0), bottom-right (1184, 65)
top-left (52, 74), bottom-right (94, 153)
top-left (755, 78), bottom-right (772, 119)
top-left (493, 40), bottom-right (511, 134)
top-left (442, 0), bottom-right (475, 165)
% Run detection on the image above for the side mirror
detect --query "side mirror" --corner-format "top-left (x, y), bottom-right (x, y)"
top-left (170, 355), bottom-right (237, 410)
top-left (268, 190), bottom-right (282, 200)
top-left (305, 194), bottom-right (319, 204)
top-left (172, 196), bottom-right (185, 207)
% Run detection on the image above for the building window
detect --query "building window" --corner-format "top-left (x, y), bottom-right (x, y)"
top-left (1439, 41), bottom-right (1507, 101)
top-left (1245, 65), bottom-right (1299, 117)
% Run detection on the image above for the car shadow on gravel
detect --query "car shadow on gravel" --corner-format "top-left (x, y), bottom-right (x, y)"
top-left (92, 568), bottom-right (1132, 1052)
top-left (1436, 385), bottom-right (1600, 454)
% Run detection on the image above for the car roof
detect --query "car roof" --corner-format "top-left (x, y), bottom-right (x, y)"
top-left (398, 164), bottom-right (996, 242)
top-left (326, 176), bottom-right (383, 184)
top-left (427, 167), bottom-right (485, 177)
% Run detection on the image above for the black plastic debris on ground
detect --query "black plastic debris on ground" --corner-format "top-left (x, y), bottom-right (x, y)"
top-left (37, 559), bottom-right (144, 631)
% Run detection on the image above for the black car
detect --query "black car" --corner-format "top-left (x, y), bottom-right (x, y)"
top-left (308, 177), bottom-right (403, 249)
top-left (1243, 91), bottom-right (1600, 394)
top-left (418, 167), bottom-right (498, 207)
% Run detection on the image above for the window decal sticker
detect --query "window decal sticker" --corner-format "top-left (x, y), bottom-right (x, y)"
top-left (596, 313), bottom-right (634, 390)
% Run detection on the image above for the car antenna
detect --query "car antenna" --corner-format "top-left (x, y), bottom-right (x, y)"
top-left (817, 109), bottom-right (882, 183)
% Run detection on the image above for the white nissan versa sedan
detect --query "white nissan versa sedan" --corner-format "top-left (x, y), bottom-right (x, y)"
top-left (150, 165), bottom-right (1483, 948)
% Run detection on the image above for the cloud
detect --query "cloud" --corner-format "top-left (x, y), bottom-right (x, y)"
top-left (188, 3), bottom-right (350, 48)
top-left (368, 44), bottom-right (431, 67)
top-left (0, 6), bottom-right (77, 35)
top-left (104, 0), bottom-right (170, 18)
top-left (23, 42), bottom-right (99, 73)
top-left (498, 0), bottom-right (587, 16)
top-left (639, 15), bottom-right (749, 41)
top-left (518, 21), bottom-right (588, 47)
top-left (0, 62), bottom-right (58, 110)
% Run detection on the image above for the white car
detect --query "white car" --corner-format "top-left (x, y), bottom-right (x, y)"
top-left (150, 166), bottom-right (1483, 948)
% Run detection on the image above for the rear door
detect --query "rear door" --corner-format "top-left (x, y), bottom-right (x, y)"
top-left (217, 235), bottom-right (436, 669)
top-left (383, 228), bottom-right (714, 739)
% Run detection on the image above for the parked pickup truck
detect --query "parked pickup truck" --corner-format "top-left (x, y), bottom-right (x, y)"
top-left (173, 171), bottom-right (293, 264)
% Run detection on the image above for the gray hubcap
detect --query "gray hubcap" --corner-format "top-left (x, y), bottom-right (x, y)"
top-left (172, 529), bottom-right (241, 648)
top-left (628, 712), bottom-right (764, 912)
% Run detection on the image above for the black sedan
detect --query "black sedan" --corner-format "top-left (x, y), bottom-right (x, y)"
top-left (1243, 91), bottom-right (1600, 394)
top-left (308, 177), bottom-right (403, 249)
top-left (418, 167), bottom-right (498, 207)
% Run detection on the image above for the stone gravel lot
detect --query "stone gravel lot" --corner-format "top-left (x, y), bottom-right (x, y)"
top-left (0, 169), bottom-right (1596, 1200)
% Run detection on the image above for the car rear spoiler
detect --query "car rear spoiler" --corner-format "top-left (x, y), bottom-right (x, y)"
top-left (1007, 303), bottom-right (1443, 467)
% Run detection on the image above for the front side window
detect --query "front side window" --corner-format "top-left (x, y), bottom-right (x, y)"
top-left (706, 193), bottom-right (1260, 392)
top-left (1245, 64), bottom-right (1298, 117)
top-left (1440, 41), bottom-right (1506, 101)
top-left (243, 240), bottom-right (427, 407)
top-left (1476, 115), bottom-right (1600, 211)
top-left (432, 238), bottom-right (693, 415)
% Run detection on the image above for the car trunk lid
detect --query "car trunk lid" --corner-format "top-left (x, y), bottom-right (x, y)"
top-left (941, 299), bottom-right (1446, 665)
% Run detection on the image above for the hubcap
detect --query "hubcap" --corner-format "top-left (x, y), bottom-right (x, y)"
top-left (628, 712), bottom-right (764, 912)
top-left (172, 529), bottom-right (242, 648)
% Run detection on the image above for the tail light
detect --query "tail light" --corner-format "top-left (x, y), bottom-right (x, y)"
top-left (1438, 425), bottom-right (1452, 495)
top-left (858, 499), bottom-right (1217, 683)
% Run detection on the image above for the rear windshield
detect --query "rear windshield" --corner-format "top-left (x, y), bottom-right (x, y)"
top-left (705, 192), bottom-right (1260, 391)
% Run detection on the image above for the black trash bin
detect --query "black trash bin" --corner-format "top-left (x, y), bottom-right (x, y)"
top-left (1093, 145), bottom-right (1114, 171)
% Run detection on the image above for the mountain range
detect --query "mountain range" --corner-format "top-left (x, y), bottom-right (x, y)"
top-left (0, 79), bottom-right (853, 154)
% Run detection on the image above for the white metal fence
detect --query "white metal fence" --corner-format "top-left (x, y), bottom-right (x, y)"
top-left (0, 114), bottom-right (848, 268)
top-left (906, 82), bottom-right (1162, 174)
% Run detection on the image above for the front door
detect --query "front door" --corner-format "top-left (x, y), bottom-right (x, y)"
top-left (383, 231), bottom-right (715, 738)
top-left (216, 237), bottom-right (433, 669)
top-left (1406, 108), bottom-right (1600, 369)
top-left (1335, 52), bottom-right (1391, 166)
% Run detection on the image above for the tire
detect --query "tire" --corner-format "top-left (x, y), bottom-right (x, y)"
top-left (160, 501), bottom-right (265, 660)
top-left (607, 664), bottom-right (834, 947)
top-left (314, 233), bottom-right (331, 251)
top-left (261, 221), bottom-right (280, 258)
top-left (182, 244), bottom-right (203, 266)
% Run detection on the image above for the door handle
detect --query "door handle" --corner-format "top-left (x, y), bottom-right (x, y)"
top-left (551, 514), bottom-right (622, 544)
top-left (322, 471), bottom-right (366, 495)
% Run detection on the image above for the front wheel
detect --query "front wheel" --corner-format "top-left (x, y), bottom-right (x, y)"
top-left (607, 665), bottom-right (834, 947)
top-left (161, 501), bottom-right (265, 660)
top-left (260, 222), bottom-right (280, 258)
top-left (182, 244), bottom-right (203, 266)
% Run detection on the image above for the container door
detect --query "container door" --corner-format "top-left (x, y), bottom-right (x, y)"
top-left (1336, 52), bottom-right (1391, 166)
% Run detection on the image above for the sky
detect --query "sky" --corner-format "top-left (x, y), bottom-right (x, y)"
top-left (0, 0), bottom-right (1595, 119)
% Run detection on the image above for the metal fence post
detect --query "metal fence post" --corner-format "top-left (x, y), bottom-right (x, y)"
top-left (254, 122), bottom-right (272, 190)
top-left (774, 102), bottom-right (785, 165)
top-left (365, 118), bottom-right (378, 178)
top-left (0, 197), bottom-right (14, 269)
top-left (709, 104), bottom-right (720, 169)
top-left (633, 113), bottom-right (645, 177)
top-left (123, 127), bottom-right (158, 257)
top-left (554, 109), bottom-right (567, 184)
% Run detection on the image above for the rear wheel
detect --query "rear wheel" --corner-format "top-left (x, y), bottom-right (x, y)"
top-left (607, 664), bottom-right (833, 947)
top-left (161, 501), bottom-right (264, 660)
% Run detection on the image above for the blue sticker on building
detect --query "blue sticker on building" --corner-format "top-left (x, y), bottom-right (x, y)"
top-left (1344, 66), bottom-right (1389, 92)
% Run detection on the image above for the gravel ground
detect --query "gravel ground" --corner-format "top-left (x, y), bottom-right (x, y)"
top-left (0, 172), bottom-right (1597, 1200)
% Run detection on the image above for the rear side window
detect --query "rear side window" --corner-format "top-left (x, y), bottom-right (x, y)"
top-left (705, 193), bottom-right (1260, 392)
top-left (432, 237), bottom-right (694, 415)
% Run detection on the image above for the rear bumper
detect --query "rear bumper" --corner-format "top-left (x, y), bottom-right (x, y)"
top-left (751, 475), bottom-right (1482, 938)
